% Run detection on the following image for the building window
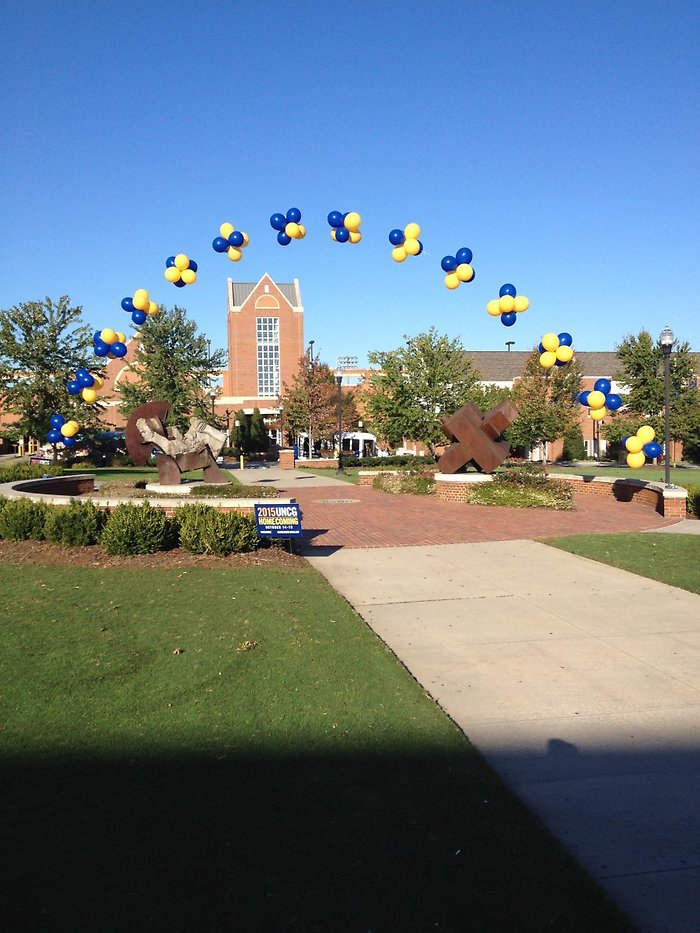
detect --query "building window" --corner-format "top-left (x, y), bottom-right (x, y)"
top-left (257, 317), bottom-right (280, 398)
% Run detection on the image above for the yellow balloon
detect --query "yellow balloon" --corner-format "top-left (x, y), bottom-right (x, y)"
top-left (445, 272), bottom-right (460, 290)
top-left (486, 299), bottom-right (501, 317)
top-left (589, 407), bottom-right (606, 421)
top-left (330, 229), bottom-right (337, 241)
top-left (81, 387), bottom-right (97, 404)
top-left (174, 253), bottom-right (189, 271)
top-left (165, 266), bottom-right (181, 283)
top-left (456, 263), bottom-right (474, 282)
top-left (625, 436), bottom-right (643, 453)
top-left (627, 451), bottom-right (646, 469)
top-left (541, 333), bottom-right (559, 353)
top-left (285, 221), bottom-right (300, 238)
top-left (100, 328), bottom-right (117, 343)
top-left (404, 222), bottom-right (421, 239)
top-left (404, 237), bottom-right (420, 256)
top-left (181, 268), bottom-right (196, 285)
top-left (344, 211), bottom-right (361, 232)
top-left (116, 332), bottom-right (126, 343)
top-left (297, 224), bottom-right (306, 239)
top-left (637, 424), bottom-right (655, 444)
top-left (349, 231), bottom-right (362, 244)
top-left (133, 288), bottom-right (149, 306)
top-left (513, 295), bottom-right (530, 312)
top-left (92, 375), bottom-right (104, 388)
top-left (587, 390), bottom-right (606, 410)
top-left (499, 295), bottom-right (515, 313)
top-left (147, 301), bottom-right (158, 316)
top-left (555, 345), bottom-right (574, 363)
top-left (61, 421), bottom-right (79, 438)
top-left (220, 223), bottom-right (234, 238)
top-left (392, 246), bottom-right (407, 263)
top-left (539, 351), bottom-right (556, 369)
top-left (241, 231), bottom-right (250, 246)
top-left (227, 246), bottom-right (242, 261)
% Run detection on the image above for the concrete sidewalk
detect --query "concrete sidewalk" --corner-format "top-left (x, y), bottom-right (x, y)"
top-left (304, 539), bottom-right (700, 933)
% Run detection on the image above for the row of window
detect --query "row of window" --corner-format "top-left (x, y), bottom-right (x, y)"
top-left (257, 317), bottom-right (279, 398)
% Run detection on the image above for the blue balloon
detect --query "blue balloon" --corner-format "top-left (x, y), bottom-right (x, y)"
top-left (605, 393), bottom-right (622, 411)
top-left (166, 256), bottom-right (176, 267)
top-left (67, 380), bottom-right (81, 395)
top-left (47, 428), bottom-right (62, 444)
top-left (131, 309), bottom-right (147, 325)
top-left (121, 296), bottom-right (134, 313)
top-left (389, 228), bottom-right (405, 246)
top-left (441, 255), bottom-right (457, 272)
top-left (212, 236), bottom-right (228, 253)
top-left (594, 378), bottom-right (611, 395)
top-left (643, 442), bottom-right (662, 459)
top-left (93, 341), bottom-right (109, 357)
top-left (327, 210), bottom-right (343, 228)
top-left (578, 391), bottom-right (590, 406)
top-left (501, 312), bottom-right (517, 327)
top-left (228, 230), bottom-right (244, 248)
top-left (455, 247), bottom-right (473, 264)
top-left (76, 368), bottom-right (90, 382)
top-left (277, 231), bottom-right (292, 246)
top-left (188, 259), bottom-right (198, 273)
top-left (173, 279), bottom-right (187, 287)
top-left (286, 207), bottom-right (302, 223)
top-left (499, 283), bottom-right (517, 297)
top-left (93, 331), bottom-right (102, 342)
top-left (62, 436), bottom-right (77, 448)
top-left (538, 343), bottom-right (546, 354)
top-left (621, 434), bottom-right (631, 447)
top-left (111, 342), bottom-right (127, 358)
top-left (270, 213), bottom-right (287, 231)
top-left (416, 240), bottom-right (423, 255)
top-left (79, 371), bottom-right (95, 387)
top-left (50, 413), bottom-right (66, 428)
top-left (335, 226), bottom-right (350, 243)
top-left (557, 332), bottom-right (573, 346)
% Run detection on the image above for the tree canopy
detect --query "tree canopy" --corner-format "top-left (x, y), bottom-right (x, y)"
top-left (366, 328), bottom-right (481, 453)
top-left (282, 353), bottom-right (358, 453)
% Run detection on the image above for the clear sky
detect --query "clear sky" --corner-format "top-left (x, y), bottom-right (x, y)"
top-left (2, 1), bottom-right (698, 369)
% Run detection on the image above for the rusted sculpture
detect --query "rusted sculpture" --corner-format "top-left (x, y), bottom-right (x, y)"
top-left (439, 400), bottom-right (519, 474)
top-left (125, 401), bottom-right (229, 485)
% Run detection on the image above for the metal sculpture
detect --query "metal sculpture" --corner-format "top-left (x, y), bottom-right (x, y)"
top-left (439, 400), bottom-right (519, 474)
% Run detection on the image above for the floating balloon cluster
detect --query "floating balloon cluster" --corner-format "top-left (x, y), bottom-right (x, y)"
top-left (67, 368), bottom-right (104, 404)
top-left (121, 288), bottom-right (159, 326)
top-left (328, 210), bottom-right (362, 244)
top-left (621, 425), bottom-right (661, 469)
top-left (93, 328), bottom-right (128, 359)
top-left (486, 284), bottom-right (529, 327)
top-left (388, 222), bottom-right (423, 262)
top-left (538, 332), bottom-right (574, 368)
top-left (212, 222), bottom-right (250, 262)
top-left (441, 248), bottom-right (475, 290)
top-left (270, 208), bottom-right (307, 246)
top-left (46, 413), bottom-right (80, 448)
top-left (165, 254), bottom-right (197, 287)
top-left (578, 379), bottom-right (623, 422)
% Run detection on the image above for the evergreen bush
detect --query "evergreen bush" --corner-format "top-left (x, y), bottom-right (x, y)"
top-left (176, 503), bottom-right (259, 555)
top-left (100, 501), bottom-right (173, 555)
top-left (44, 500), bottom-right (107, 546)
top-left (561, 426), bottom-right (586, 461)
top-left (372, 471), bottom-right (435, 496)
top-left (0, 464), bottom-right (64, 483)
top-left (685, 484), bottom-right (700, 517)
top-left (0, 499), bottom-right (50, 540)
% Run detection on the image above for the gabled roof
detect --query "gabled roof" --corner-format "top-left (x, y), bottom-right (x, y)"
top-left (464, 350), bottom-right (700, 382)
top-left (229, 276), bottom-right (299, 308)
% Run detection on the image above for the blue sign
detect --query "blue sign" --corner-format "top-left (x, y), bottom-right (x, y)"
top-left (254, 503), bottom-right (303, 538)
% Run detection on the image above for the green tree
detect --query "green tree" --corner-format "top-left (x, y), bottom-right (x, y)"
top-left (117, 305), bottom-right (224, 428)
top-left (562, 424), bottom-right (586, 461)
top-left (509, 350), bottom-right (583, 462)
top-left (0, 296), bottom-right (102, 445)
top-left (366, 328), bottom-right (481, 454)
top-left (281, 353), bottom-right (339, 456)
top-left (249, 408), bottom-right (270, 452)
top-left (232, 410), bottom-right (250, 452)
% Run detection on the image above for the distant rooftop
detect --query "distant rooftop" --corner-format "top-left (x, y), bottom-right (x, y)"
top-left (230, 280), bottom-right (299, 307)
top-left (465, 350), bottom-right (700, 382)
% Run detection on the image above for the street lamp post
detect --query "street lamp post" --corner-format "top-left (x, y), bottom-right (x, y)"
top-left (660, 325), bottom-right (674, 487)
top-left (208, 388), bottom-right (216, 419)
top-left (279, 402), bottom-right (285, 448)
top-left (335, 370), bottom-right (344, 474)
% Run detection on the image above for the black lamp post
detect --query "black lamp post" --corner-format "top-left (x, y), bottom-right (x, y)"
top-left (660, 325), bottom-right (674, 487)
top-left (335, 370), bottom-right (344, 474)
top-left (279, 402), bottom-right (285, 448)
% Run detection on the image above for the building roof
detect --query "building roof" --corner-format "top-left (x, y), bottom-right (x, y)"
top-left (464, 350), bottom-right (700, 382)
top-left (230, 280), bottom-right (299, 307)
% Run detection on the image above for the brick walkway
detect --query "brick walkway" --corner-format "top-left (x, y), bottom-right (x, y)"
top-left (280, 484), bottom-right (679, 549)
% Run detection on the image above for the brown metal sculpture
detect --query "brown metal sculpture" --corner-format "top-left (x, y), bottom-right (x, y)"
top-left (439, 400), bottom-right (519, 474)
top-left (125, 401), bottom-right (229, 486)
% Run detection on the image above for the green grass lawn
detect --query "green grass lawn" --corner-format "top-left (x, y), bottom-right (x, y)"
top-left (542, 532), bottom-right (700, 594)
top-left (551, 462), bottom-right (698, 488)
top-left (0, 561), bottom-right (632, 931)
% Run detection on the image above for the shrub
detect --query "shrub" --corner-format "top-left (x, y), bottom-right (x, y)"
top-left (175, 503), bottom-right (259, 555)
top-left (343, 454), bottom-right (436, 469)
top-left (686, 484), bottom-right (700, 517)
top-left (0, 464), bottom-right (64, 483)
top-left (194, 483), bottom-right (279, 499)
top-left (468, 480), bottom-right (574, 510)
top-left (100, 501), bottom-right (173, 555)
top-left (495, 463), bottom-right (549, 488)
top-left (44, 499), bottom-right (107, 546)
top-left (0, 499), bottom-right (50, 540)
top-left (561, 426), bottom-right (586, 461)
top-left (372, 471), bottom-right (435, 496)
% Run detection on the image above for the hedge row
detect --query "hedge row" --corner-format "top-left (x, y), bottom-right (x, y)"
top-left (0, 498), bottom-right (264, 556)
top-left (686, 484), bottom-right (700, 517)
top-left (0, 464), bottom-right (64, 483)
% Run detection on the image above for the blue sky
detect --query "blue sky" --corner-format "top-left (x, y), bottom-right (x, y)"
top-left (2, 1), bottom-right (698, 369)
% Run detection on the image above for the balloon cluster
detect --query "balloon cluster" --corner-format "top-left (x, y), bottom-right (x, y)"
top-left (67, 368), bottom-right (104, 404)
top-left (47, 413), bottom-right (80, 448)
top-left (538, 332), bottom-right (574, 368)
top-left (328, 210), bottom-right (362, 244)
top-left (121, 288), bottom-right (159, 326)
top-left (388, 222), bottom-right (423, 262)
top-left (578, 379), bottom-right (623, 422)
top-left (93, 328), bottom-right (128, 359)
top-left (622, 426), bottom-right (661, 469)
top-left (212, 222), bottom-right (250, 262)
top-left (270, 208), bottom-right (307, 246)
top-left (165, 254), bottom-right (197, 287)
top-left (486, 284), bottom-right (529, 327)
top-left (441, 248), bottom-right (475, 290)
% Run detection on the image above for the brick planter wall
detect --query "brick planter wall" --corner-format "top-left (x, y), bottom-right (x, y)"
top-left (12, 474), bottom-right (97, 497)
top-left (279, 449), bottom-right (295, 470)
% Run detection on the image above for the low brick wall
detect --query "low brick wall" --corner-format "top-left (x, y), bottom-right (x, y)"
top-left (294, 458), bottom-right (339, 470)
top-left (11, 473), bottom-right (97, 497)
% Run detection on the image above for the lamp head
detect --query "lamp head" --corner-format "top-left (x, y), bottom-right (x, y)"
top-left (659, 325), bottom-right (674, 349)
